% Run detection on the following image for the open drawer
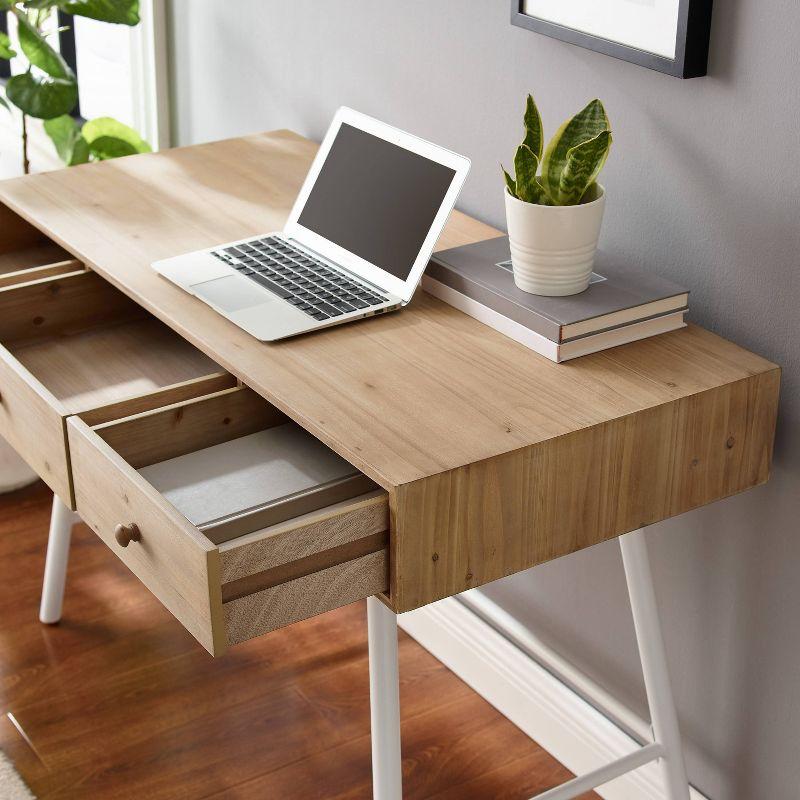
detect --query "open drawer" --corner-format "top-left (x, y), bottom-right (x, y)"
top-left (0, 202), bottom-right (84, 286)
top-left (0, 269), bottom-right (231, 505)
top-left (67, 386), bottom-right (390, 656)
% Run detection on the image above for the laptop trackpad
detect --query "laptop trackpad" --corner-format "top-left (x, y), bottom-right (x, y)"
top-left (193, 275), bottom-right (274, 312)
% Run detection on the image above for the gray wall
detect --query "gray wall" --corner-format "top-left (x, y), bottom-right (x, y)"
top-left (168, 3), bottom-right (800, 798)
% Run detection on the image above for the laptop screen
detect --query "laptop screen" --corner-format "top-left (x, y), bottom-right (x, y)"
top-left (296, 123), bottom-right (457, 282)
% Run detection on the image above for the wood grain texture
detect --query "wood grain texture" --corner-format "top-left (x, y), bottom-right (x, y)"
top-left (391, 367), bottom-right (781, 609)
top-left (79, 371), bottom-right (236, 426)
top-left (67, 416), bottom-right (225, 656)
top-left (0, 201), bottom-right (70, 273)
top-left (0, 345), bottom-right (71, 503)
top-left (12, 317), bottom-right (223, 415)
top-left (224, 550), bottom-right (388, 646)
top-left (219, 491), bottom-right (389, 582)
top-left (93, 385), bottom-right (288, 469)
top-left (0, 270), bottom-right (141, 344)
top-left (0, 258), bottom-right (84, 288)
top-left (221, 530), bottom-right (388, 602)
top-left (0, 131), bottom-right (781, 612)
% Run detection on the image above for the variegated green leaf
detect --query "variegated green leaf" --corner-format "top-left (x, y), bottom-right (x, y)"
top-left (522, 94), bottom-right (543, 162)
top-left (541, 99), bottom-right (609, 200)
top-left (557, 130), bottom-right (611, 205)
top-left (514, 144), bottom-right (552, 205)
top-left (501, 165), bottom-right (518, 198)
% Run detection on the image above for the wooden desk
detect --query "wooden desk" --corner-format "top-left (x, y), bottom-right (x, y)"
top-left (0, 130), bottom-right (780, 800)
top-left (0, 128), bottom-right (779, 628)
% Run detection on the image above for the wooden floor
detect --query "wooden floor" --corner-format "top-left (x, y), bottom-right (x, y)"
top-left (0, 482), bottom-right (597, 799)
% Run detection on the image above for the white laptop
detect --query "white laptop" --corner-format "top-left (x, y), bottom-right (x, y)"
top-left (152, 108), bottom-right (470, 341)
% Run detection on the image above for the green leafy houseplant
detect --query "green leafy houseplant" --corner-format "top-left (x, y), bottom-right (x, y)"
top-left (0, 0), bottom-right (150, 173)
top-left (502, 95), bottom-right (612, 206)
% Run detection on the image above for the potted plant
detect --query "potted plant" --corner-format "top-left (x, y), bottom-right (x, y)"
top-left (502, 95), bottom-right (612, 296)
top-left (0, 0), bottom-right (150, 174)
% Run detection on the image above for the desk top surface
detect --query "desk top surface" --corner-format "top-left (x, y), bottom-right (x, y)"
top-left (0, 130), bottom-right (777, 492)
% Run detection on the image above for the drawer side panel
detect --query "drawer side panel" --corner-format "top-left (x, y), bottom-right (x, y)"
top-left (68, 417), bottom-right (224, 655)
top-left (0, 346), bottom-right (72, 503)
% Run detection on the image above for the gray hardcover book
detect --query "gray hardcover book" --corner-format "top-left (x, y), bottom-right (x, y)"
top-left (428, 237), bottom-right (689, 343)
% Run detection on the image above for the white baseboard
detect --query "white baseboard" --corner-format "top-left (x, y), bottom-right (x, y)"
top-left (398, 595), bottom-right (709, 800)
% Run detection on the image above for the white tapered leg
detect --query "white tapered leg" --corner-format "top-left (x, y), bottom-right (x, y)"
top-left (620, 528), bottom-right (691, 800)
top-left (39, 494), bottom-right (78, 624)
top-left (367, 596), bottom-right (402, 800)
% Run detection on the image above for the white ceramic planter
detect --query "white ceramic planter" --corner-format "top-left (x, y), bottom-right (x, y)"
top-left (505, 185), bottom-right (606, 296)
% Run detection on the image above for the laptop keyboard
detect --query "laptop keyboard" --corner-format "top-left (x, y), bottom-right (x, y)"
top-left (211, 236), bottom-right (389, 321)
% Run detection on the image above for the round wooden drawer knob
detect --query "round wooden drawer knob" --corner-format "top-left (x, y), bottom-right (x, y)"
top-left (114, 522), bottom-right (141, 548)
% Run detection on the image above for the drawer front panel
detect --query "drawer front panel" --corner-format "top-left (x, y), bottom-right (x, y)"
top-left (219, 493), bottom-right (389, 583)
top-left (0, 346), bottom-right (71, 501)
top-left (224, 549), bottom-right (388, 646)
top-left (68, 416), bottom-right (225, 655)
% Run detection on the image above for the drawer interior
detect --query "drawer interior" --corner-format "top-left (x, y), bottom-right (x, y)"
top-left (0, 202), bottom-right (79, 280)
top-left (73, 386), bottom-right (389, 650)
top-left (0, 270), bottom-right (226, 416)
top-left (89, 386), bottom-right (382, 547)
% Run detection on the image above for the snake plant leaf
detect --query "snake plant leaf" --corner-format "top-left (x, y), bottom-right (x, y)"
top-left (541, 99), bottom-right (609, 200)
top-left (0, 31), bottom-right (16, 60)
top-left (5, 71), bottom-right (78, 118)
top-left (501, 165), bottom-right (518, 199)
top-left (0, 95), bottom-right (9, 113)
top-left (44, 113), bottom-right (90, 164)
top-left (557, 130), bottom-right (612, 205)
top-left (14, 11), bottom-right (73, 78)
top-left (57, 0), bottom-right (140, 25)
top-left (514, 143), bottom-right (552, 205)
top-left (82, 116), bottom-right (151, 159)
top-left (522, 94), bottom-right (544, 162)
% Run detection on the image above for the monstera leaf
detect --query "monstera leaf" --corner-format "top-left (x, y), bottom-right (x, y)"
top-left (540, 99), bottom-right (609, 201)
top-left (58, 0), bottom-right (139, 24)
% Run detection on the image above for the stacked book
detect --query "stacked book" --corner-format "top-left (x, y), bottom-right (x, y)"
top-left (424, 237), bottom-right (689, 363)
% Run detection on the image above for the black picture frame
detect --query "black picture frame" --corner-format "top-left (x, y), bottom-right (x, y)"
top-left (510, 0), bottom-right (713, 79)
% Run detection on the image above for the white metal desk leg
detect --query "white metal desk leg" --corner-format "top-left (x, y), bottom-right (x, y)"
top-left (39, 494), bottom-right (78, 624)
top-left (367, 595), bottom-right (402, 800)
top-left (620, 529), bottom-right (690, 800)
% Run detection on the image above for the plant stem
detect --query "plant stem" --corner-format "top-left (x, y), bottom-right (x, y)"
top-left (21, 113), bottom-right (30, 175)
